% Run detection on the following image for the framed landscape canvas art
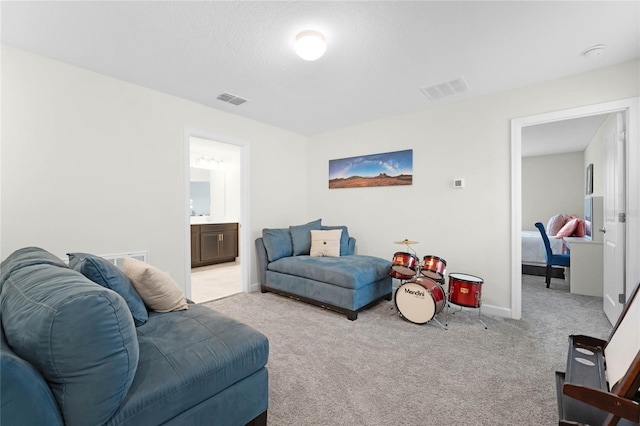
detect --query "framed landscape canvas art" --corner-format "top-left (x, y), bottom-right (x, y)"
top-left (329, 149), bottom-right (413, 189)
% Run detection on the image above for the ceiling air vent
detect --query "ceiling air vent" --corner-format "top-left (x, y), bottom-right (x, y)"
top-left (217, 92), bottom-right (248, 106)
top-left (420, 76), bottom-right (470, 101)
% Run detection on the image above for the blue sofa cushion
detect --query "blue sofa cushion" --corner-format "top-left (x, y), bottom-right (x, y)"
top-left (290, 218), bottom-right (322, 256)
top-left (262, 228), bottom-right (293, 262)
top-left (0, 246), bottom-right (67, 285)
top-left (68, 252), bottom-right (148, 326)
top-left (1, 329), bottom-right (64, 426)
top-left (106, 304), bottom-right (269, 425)
top-left (268, 255), bottom-right (391, 290)
top-left (0, 247), bottom-right (139, 426)
top-left (321, 225), bottom-right (350, 256)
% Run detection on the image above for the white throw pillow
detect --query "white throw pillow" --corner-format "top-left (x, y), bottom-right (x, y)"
top-left (310, 229), bottom-right (342, 257)
top-left (122, 257), bottom-right (188, 312)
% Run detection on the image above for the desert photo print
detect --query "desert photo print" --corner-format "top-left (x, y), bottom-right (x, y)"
top-left (329, 149), bottom-right (413, 189)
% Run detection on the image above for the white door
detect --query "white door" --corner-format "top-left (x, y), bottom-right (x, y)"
top-left (603, 112), bottom-right (626, 325)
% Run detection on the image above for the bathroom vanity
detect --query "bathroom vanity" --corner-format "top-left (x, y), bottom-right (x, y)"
top-left (191, 223), bottom-right (238, 268)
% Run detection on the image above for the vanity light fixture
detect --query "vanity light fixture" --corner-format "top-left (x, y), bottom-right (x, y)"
top-left (195, 157), bottom-right (224, 170)
top-left (295, 30), bottom-right (326, 61)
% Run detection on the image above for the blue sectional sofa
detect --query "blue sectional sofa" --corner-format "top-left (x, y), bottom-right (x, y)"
top-left (1, 247), bottom-right (269, 426)
top-left (255, 220), bottom-right (392, 320)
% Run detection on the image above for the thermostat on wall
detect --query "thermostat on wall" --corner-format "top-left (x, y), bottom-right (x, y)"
top-left (453, 178), bottom-right (465, 189)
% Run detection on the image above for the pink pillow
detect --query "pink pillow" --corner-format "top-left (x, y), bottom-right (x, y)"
top-left (547, 214), bottom-right (568, 236)
top-left (572, 218), bottom-right (585, 237)
top-left (555, 218), bottom-right (578, 238)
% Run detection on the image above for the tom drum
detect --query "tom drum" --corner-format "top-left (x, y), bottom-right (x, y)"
top-left (448, 273), bottom-right (484, 308)
top-left (421, 255), bottom-right (447, 283)
top-left (395, 277), bottom-right (446, 324)
top-left (390, 252), bottom-right (419, 280)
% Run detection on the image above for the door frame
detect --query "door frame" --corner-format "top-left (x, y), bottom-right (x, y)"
top-left (183, 129), bottom-right (251, 299)
top-left (510, 97), bottom-right (639, 319)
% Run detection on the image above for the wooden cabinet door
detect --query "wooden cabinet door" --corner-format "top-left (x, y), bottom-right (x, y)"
top-left (200, 232), bottom-right (222, 262)
top-left (220, 229), bottom-right (238, 259)
top-left (191, 226), bottom-right (201, 267)
top-left (191, 233), bottom-right (200, 263)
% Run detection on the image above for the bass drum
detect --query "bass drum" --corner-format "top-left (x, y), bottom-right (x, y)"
top-left (394, 277), bottom-right (445, 324)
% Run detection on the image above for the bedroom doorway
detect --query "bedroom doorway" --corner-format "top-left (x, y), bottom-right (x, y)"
top-left (520, 116), bottom-right (606, 284)
top-left (510, 97), bottom-right (639, 320)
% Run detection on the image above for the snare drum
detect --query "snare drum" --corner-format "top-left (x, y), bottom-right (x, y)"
top-left (421, 255), bottom-right (447, 283)
top-left (448, 273), bottom-right (484, 308)
top-left (395, 277), bottom-right (446, 324)
top-left (390, 252), bottom-right (419, 280)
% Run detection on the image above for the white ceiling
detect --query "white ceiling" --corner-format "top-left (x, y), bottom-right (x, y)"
top-left (2, 1), bottom-right (639, 150)
top-left (521, 113), bottom-right (609, 157)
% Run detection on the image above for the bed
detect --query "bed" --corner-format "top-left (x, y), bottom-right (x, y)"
top-left (521, 229), bottom-right (564, 266)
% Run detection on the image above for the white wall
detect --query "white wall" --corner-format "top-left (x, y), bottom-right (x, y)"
top-left (1, 46), bottom-right (308, 288)
top-left (307, 59), bottom-right (639, 315)
top-left (522, 152), bottom-right (584, 231)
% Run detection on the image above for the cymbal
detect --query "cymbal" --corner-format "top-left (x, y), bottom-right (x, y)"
top-left (394, 239), bottom-right (419, 245)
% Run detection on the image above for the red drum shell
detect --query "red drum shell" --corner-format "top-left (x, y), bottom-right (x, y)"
top-left (390, 252), bottom-right (419, 280)
top-left (421, 255), bottom-right (447, 282)
top-left (394, 277), bottom-right (445, 324)
top-left (448, 273), bottom-right (483, 308)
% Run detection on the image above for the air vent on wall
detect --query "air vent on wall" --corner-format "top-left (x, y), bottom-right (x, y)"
top-left (419, 76), bottom-right (470, 101)
top-left (217, 92), bottom-right (248, 106)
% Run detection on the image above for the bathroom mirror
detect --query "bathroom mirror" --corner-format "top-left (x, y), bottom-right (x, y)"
top-left (190, 181), bottom-right (210, 216)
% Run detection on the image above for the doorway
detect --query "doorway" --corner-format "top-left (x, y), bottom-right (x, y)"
top-left (510, 98), bottom-right (639, 320)
top-left (521, 114), bottom-right (608, 290)
top-left (184, 132), bottom-right (250, 302)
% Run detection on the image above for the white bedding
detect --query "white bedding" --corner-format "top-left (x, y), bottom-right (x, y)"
top-left (522, 230), bottom-right (564, 265)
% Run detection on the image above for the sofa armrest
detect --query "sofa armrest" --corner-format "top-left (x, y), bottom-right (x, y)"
top-left (1, 330), bottom-right (63, 426)
top-left (255, 237), bottom-right (269, 285)
top-left (347, 237), bottom-right (356, 255)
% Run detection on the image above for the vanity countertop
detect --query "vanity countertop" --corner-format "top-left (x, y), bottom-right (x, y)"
top-left (190, 219), bottom-right (238, 225)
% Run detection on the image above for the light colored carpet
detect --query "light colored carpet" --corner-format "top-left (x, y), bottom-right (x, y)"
top-left (203, 274), bottom-right (612, 425)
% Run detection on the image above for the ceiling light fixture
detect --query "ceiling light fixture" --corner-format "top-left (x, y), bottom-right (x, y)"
top-left (295, 30), bottom-right (326, 61)
top-left (582, 44), bottom-right (606, 59)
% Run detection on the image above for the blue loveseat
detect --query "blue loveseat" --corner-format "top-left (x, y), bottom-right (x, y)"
top-left (255, 220), bottom-right (392, 320)
top-left (0, 247), bottom-right (269, 426)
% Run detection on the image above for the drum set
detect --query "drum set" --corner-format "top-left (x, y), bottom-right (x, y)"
top-left (390, 239), bottom-right (487, 329)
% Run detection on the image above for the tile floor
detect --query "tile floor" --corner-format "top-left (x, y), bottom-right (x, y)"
top-left (190, 261), bottom-right (242, 303)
